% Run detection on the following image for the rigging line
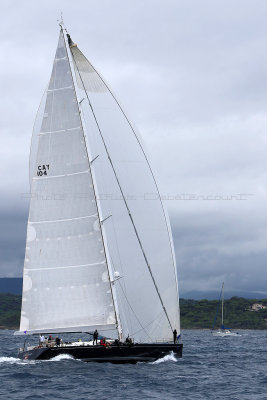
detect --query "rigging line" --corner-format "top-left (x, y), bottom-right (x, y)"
top-left (148, 311), bottom-right (165, 337)
top-left (131, 311), bottom-right (164, 337)
top-left (72, 47), bottom-right (179, 307)
top-left (117, 280), bottom-right (153, 341)
top-left (62, 28), bottom-right (120, 338)
top-left (212, 289), bottom-right (222, 330)
top-left (71, 46), bottom-right (173, 333)
top-left (107, 251), bottom-right (131, 337)
top-left (106, 214), bottom-right (130, 334)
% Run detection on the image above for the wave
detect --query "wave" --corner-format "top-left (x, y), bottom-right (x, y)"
top-left (0, 356), bottom-right (20, 364)
top-left (0, 356), bottom-right (37, 365)
top-left (150, 351), bottom-right (178, 364)
top-left (47, 354), bottom-right (77, 362)
top-left (0, 354), bottom-right (80, 365)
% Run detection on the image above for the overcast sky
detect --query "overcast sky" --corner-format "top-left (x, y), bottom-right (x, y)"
top-left (0, 0), bottom-right (266, 297)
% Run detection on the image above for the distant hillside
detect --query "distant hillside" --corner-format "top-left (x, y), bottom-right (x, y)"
top-left (180, 290), bottom-right (267, 300)
top-left (180, 297), bottom-right (267, 329)
top-left (0, 294), bottom-right (267, 330)
top-left (0, 294), bottom-right (21, 329)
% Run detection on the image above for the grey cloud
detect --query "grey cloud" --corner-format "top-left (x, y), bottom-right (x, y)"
top-left (0, 210), bottom-right (28, 277)
top-left (0, 0), bottom-right (266, 296)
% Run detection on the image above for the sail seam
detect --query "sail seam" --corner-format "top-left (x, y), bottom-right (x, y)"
top-left (25, 261), bottom-right (105, 271)
top-left (32, 169), bottom-right (90, 180)
top-left (28, 214), bottom-right (97, 224)
top-left (15, 323), bottom-right (117, 335)
top-left (47, 85), bottom-right (73, 92)
top-left (72, 48), bottom-right (173, 333)
top-left (39, 126), bottom-right (81, 135)
top-left (55, 56), bottom-right (67, 61)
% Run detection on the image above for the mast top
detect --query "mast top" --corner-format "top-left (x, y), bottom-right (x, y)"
top-left (58, 11), bottom-right (64, 27)
top-left (58, 16), bottom-right (77, 47)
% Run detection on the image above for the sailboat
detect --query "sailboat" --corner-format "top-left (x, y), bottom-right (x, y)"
top-left (212, 283), bottom-right (238, 337)
top-left (15, 23), bottom-right (183, 363)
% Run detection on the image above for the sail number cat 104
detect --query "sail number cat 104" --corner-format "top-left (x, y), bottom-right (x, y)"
top-left (15, 23), bottom-right (183, 363)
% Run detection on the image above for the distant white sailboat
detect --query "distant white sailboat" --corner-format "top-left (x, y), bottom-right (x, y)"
top-left (14, 23), bottom-right (182, 362)
top-left (212, 283), bottom-right (239, 337)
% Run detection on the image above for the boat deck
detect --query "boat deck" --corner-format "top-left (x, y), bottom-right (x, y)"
top-left (18, 342), bottom-right (183, 363)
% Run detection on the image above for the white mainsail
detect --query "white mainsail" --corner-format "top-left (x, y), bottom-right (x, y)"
top-left (18, 31), bottom-right (117, 336)
top-left (17, 26), bottom-right (180, 342)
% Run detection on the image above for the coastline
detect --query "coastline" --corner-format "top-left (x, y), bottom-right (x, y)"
top-left (1, 294), bottom-right (267, 331)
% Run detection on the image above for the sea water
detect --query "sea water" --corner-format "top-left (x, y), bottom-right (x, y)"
top-left (0, 330), bottom-right (266, 399)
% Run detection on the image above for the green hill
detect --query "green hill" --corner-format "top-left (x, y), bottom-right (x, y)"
top-left (180, 297), bottom-right (267, 329)
top-left (0, 293), bottom-right (21, 329)
top-left (1, 294), bottom-right (267, 330)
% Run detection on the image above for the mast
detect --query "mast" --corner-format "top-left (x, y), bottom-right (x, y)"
top-left (221, 282), bottom-right (224, 328)
top-left (61, 24), bottom-right (123, 340)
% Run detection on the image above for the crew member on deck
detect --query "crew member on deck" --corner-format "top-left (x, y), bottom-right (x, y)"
top-left (125, 335), bottom-right (133, 345)
top-left (173, 329), bottom-right (177, 344)
top-left (55, 337), bottom-right (61, 347)
top-left (93, 329), bottom-right (99, 345)
top-left (39, 335), bottom-right (45, 346)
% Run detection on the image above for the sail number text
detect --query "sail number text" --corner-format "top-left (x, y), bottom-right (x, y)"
top-left (37, 164), bottom-right (50, 176)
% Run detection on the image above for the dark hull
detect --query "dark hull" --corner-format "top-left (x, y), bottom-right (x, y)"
top-left (18, 343), bottom-right (183, 363)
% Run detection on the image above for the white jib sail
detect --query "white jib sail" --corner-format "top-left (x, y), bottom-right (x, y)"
top-left (17, 30), bottom-right (117, 336)
top-left (68, 33), bottom-right (180, 342)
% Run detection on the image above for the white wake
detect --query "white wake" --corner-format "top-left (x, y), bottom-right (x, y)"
top-left (0, 356), bottom-right (37, 365)
top-left (0, 354), bottom-right (79, 364)
top-left (151, 351), bottom-right (178, 364)
top-left (0, 356), bottom-right (20, 364)
top-left (48, 354), bottom-right (76, 362)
